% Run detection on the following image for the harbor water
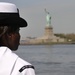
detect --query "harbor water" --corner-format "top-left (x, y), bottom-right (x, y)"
top-left (14, 44), bottom-right (75, 75)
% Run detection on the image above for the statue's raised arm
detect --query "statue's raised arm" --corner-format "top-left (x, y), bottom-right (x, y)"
top-left (45, 9), bottom-right (51, 26)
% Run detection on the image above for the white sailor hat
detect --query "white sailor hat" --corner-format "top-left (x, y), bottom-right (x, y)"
top-left (0, 2), bottom-right (27, 27)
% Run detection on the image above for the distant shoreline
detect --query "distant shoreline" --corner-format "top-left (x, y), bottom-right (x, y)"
top-left (20, 42), bottom-right (75, 45)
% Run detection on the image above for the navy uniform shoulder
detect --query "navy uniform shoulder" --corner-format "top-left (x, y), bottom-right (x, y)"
top-left (16, 57), bottom-right (35, 73)
top-left (19, 65), bottom-right (35, 72)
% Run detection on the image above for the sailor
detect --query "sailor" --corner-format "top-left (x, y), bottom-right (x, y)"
top-left (0, 2), bottom-right (35, 75)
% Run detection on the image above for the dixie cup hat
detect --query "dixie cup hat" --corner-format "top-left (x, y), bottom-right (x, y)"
top-left (0, 2), bottom-right (27, 27)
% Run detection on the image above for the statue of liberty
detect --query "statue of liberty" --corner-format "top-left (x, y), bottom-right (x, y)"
top-left (45, 9), bottom-right (51, 27)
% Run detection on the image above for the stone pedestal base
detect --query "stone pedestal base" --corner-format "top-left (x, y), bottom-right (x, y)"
top-left (44, 26), bottom-right (54, 36)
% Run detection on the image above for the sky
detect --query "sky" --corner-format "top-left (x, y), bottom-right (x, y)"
top-left (0, 0), bottom-right (75, 39)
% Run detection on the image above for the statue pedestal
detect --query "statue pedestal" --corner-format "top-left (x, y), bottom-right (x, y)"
top-left (44, 26), bottom-right (54, 36)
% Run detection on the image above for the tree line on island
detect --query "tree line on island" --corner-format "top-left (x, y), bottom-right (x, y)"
top-left (55, 33), bottom-right (75, 42)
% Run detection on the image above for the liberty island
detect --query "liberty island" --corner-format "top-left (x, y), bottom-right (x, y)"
top-left (20, 9), bottom-right (67, 45)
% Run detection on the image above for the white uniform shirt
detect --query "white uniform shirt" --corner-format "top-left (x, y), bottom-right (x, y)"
top-left (0, 47), bottom-right (35, 75)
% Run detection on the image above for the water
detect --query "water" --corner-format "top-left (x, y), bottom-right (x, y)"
top-left (14, 44), bottom-right (75, 75)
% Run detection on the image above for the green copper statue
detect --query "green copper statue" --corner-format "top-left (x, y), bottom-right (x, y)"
top-left (45, 9), bottom-right (51, 27)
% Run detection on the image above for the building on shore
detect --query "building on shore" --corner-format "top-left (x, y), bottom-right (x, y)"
top-left (24, 26), bottom-right (65, 45)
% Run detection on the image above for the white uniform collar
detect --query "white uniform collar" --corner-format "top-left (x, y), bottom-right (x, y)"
top-left (0, 46), bottom-right (10, 59)
top-left (0, 46), bottom-right (18, 75)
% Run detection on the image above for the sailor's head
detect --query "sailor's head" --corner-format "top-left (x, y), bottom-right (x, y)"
top-left (0, 2), bottom-right (28, 50)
